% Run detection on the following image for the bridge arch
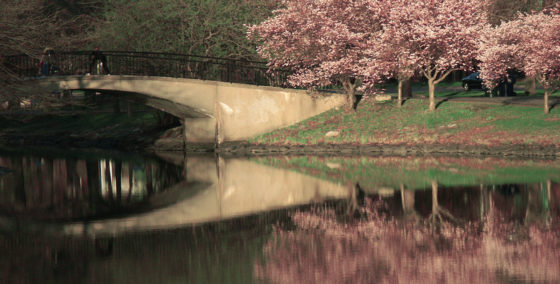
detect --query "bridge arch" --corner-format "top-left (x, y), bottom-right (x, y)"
top-left (37, 75), bottom-right (346, 145)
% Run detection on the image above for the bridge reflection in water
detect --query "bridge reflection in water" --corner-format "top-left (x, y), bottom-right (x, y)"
top-left (0, 152), bottom-right (349, 236)
top-left (63, 156), bottom-right (348, 236)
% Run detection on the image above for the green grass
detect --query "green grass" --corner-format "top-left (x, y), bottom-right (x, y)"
top-left (250, 97), bottom-right (560, 146)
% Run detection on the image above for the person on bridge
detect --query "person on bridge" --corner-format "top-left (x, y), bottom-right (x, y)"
top-left (39, 47), bottom-right (57, 76)
top-left (89, 47), bottom-right (110, 75)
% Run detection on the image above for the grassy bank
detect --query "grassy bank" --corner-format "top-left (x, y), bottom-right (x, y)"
top-left (250, 97), bottom-right (560, 148)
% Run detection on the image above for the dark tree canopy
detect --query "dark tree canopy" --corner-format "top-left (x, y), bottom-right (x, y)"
top-left (487, 0), bottom-right (560, 24)
top-left (89, 0), bottom-right (277, 59)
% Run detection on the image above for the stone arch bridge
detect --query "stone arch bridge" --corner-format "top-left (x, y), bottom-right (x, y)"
top-left (5, 51), bottom-right (345, 145)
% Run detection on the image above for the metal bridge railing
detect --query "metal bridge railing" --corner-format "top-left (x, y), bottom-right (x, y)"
top-left (3, 51), bottom-right (290, 87)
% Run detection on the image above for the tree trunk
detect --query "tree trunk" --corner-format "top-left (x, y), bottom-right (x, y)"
top-left (428, 79), bottom-right (436, 111)
top-left (402, 78), bottom-right (412, 98)
top-left (544, 88), bottom-right (550, 114)
top-left (398, 80), bottom-right (403, 107)
top-left (347, 88), bottom-right (356, 111)
top-left (341, 77), bottom-right (357, 111)
top-left (524, 77), bottom-right (536, 95)
top-left (398, 78), bottom-right (412, 107)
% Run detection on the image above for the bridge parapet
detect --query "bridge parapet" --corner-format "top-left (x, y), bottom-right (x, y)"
top-left (4, 51), bottom-right (289, 87)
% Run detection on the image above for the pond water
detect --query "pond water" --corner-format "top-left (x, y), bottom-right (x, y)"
top-left (0, 149), bottom-right (558, 283)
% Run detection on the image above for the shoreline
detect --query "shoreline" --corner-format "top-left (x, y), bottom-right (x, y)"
top-left (1, 131), bottom-right (559, 160)
top-left (178, 141), bottom-right (560, 159)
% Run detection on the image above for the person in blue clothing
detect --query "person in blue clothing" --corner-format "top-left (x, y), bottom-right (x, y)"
top-left (39, 47), bottom-right (56, 76)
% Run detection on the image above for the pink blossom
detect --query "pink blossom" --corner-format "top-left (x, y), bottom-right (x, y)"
top-left (479, 10), bottom-right (560, 113)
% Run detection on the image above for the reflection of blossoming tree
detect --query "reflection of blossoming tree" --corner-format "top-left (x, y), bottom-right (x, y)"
top-left (256, 190), bottom-right (560, 283)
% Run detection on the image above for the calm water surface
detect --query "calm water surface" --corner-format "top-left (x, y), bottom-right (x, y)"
top-left (0, 149), bottom-right (558, 283)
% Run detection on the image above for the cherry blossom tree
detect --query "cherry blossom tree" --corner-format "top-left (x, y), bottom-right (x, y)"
top-left (521, 14), bottom-right (560, 114)
top-left (479, 10), bottom-right (560, 114)
top-left (248, 0), bottom-right (390, 110)
top-left (485, 0), bottom-right (560, 96)
top-left (251, 0), bottom-right (488, 111)
top-left (360, 21), bottom-right (417, 107)
top-left (477, 21), bottom-right (524, 91)
top-left (381, 0), bottom-right (489, 111)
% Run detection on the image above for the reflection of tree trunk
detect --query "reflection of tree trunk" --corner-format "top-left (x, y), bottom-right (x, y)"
top-left (86, 160), bottom-right (100, 207)
top-left (346, 183), bottom-right (362, 216)
top-left (14, 158), bottom-right (26, 207)
top-left (546, 180), bottom-right (551, 205)
top-left (486, 191), bottom-right (495, 234)
top-left (47, 159), bottom-right (54, 210)
top-left (429, 180), bottom-right (459, 225)
top-left (75, 160), bottom-right (88, 198)
top-left (105, 160), bottom-right (113, 202)
top-left (146, 164), bottom-right (153, 196)
top-left (431, 180), bottom-right (438, 218)
top-left (546, 179), bottom-right (551, 225)
top-left (400, 184), bottom-right (419, 221)
top-left (115, 161), bottom-right (122, 202)
top-left (127, 164), bottom-right (133, 203)
top-left (531, 180), bottom-right (553, 226)
top-left (67, 159), bottom-right (78, 200)
top-left (479, 184), bottom-right (489, 221)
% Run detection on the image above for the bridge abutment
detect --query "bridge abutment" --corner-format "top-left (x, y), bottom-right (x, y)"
top-left (183, 117), bottom-right (218, 144)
